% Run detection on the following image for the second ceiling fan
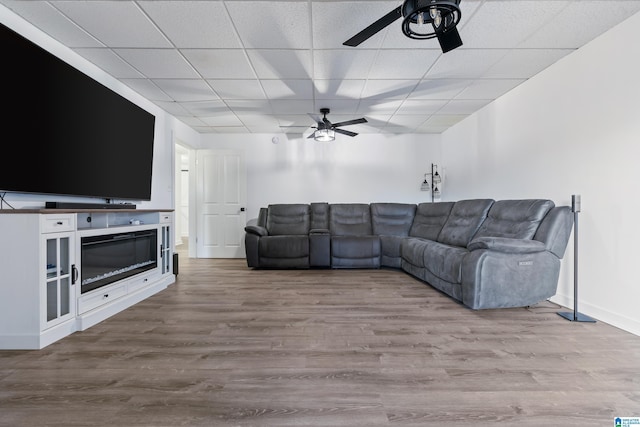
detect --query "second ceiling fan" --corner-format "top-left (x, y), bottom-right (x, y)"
top-left (343, 0), bottom-right (463, 53)
top-left (308, 108), bottom-right (367, 142)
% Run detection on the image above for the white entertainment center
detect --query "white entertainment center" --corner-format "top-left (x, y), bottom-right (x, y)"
top-left (0, 209), bottom-right (175, 350)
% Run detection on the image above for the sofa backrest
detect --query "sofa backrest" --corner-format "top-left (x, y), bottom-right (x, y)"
top-left (266, 204), bottom-right (310, 235)
top-left (371, 203), bottom-right (417, 237)
top-left (409, 202), bottom-right (455, 240)
top-left (437, 199), bottom-right (494, 247)
top-left (329, 203), bottom-right (372, 236)
top-left (473, 199), bottom-right (555, 240)
top-left (310, 202), bottom-right (329, 230)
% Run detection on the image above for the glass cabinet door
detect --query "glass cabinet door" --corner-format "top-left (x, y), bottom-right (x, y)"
top-left (44, 234), bottom-right (75, 328)
top-left (161, 225), bottom-right (171, 274)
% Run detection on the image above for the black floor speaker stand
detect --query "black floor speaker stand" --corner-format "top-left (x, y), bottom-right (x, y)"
top-left (558, 194), bottom-right (596, 323)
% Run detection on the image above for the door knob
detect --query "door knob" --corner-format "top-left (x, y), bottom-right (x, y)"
top-left (240, 207), bottom-right (246, 212)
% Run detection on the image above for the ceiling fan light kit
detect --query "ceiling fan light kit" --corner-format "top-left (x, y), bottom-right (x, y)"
top-left (344, 0), bottom-right (463, 53)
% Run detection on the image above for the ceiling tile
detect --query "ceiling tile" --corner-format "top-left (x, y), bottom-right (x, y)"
top-left (276, 115), bottom-right (313, 127)
top-left (483, 49), bottom-right (574, 79)
top-left (396, 100), bottom-right (448, 115)
top-left (121, 78), bottom-right (173, 102)
top-left (151, 79), bottom-right (219, 102)
top-left (139, 1), bottom-right (242, 48)
top-left (226, 99), bottom-right (273, 114)
top-left (455, 78), bottom-right (525, 100)
top-left (313, 49), bottom-right (378, 80)
top-left (227, 1), bottom-right (311, 49)
top-left (207, 80), bottom-right (266, 100)
top-left (312, 1), bottom-right (398, 49)
top-left (460, 1), bottom-right (570, 49)
top-left (1, 1), bottom-right (103, 47)
top-left (261, 79), bottom-right (314, 100)
top-left (115, 48), bottom-right (200, 79)
top-left (356, 99), bottom-right (403, 115)
top-left (438, 99), bottom-right (492, 115)
top-left (313, 100), bottom-right (360, 115)
top-left (181, 49), bottom-right (255, 79)
top-left (73, 47), bottom-right (144, 78)
top-left (369, 50), bottom-right (442, 79)
top-left (521, 1), bottom-right (640, 49)
top-left (271, 100), bottom-right (315, 115)
top-left (247, 49), bottom-right (312, 79)
top-left (52, 1), bottom-right (172, 48)
top-left (361, 80), bottom-right (419, 100)
top-left (314, 80), bottom-right (366, 100)
top-left (387, 115), bottom-right (429, 127)
top-left (200, 112), bottom-right (243, 127)
top-left (408, 79), bottom-right (472, 100)
top-left (426, 49), bottom-right (508, 79)
top-left (180, 100), bottom-right (229, 116)
top-left (153, 100), bottom-right (192, 117)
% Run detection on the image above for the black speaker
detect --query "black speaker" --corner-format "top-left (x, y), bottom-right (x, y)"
top-left (173, 253), bottom-right (179, 275)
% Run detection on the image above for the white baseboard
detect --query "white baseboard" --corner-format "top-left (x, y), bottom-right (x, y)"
top-left (551, 293), bottom-right (640, 336)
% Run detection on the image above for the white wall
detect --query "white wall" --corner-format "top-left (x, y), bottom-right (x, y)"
top-left (441, 12), bottom-right (640, 335)
top-left (0, 7), bottom-right (201, 210)
top-left (198, 133), bottom-right (442, 220)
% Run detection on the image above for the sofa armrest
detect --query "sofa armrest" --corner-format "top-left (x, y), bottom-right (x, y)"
top-left (245, 225), bottom-right (268, 237)
top-left (468, 237), bottom-right (546, 254)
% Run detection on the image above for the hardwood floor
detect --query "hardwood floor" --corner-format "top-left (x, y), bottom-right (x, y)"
top-left (1, 252), bottom-right (639, 426)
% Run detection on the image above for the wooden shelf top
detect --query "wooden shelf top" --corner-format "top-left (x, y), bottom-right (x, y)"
top-left (0, 208), bottom-right (173, 214)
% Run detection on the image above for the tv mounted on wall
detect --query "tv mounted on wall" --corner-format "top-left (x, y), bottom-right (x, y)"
top-left (0, 22), bottom-right (155, 202)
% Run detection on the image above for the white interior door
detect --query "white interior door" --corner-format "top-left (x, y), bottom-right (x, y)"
top-left (195, 149), bottom-right (246, 258)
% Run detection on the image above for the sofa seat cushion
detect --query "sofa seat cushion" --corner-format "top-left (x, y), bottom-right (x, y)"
top-left (331, 235), bottom-right (380, 258)
top-left (422, 240), bottom-right (469, 284)
top-left (259, 235), bottom-right (309, 258)
top-left (400, 237), bottom-right (429, 267)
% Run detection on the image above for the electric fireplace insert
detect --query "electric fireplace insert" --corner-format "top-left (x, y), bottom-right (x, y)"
top-left (81, 229), bottom-right (157, 294)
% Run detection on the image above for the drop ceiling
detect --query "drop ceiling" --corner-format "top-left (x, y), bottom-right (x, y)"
top-left (2, 0), bottom-right (639, 135)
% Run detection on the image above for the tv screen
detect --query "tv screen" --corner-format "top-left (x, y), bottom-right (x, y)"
top-left (0, 22), bottom-right (155, 201)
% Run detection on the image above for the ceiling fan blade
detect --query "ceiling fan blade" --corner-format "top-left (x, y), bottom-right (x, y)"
top-left (307, 131), bottom-right (317, 139)
top-left (343, 6), bottom-right (402, 47)
top-left (323, 117), bottom-right (333, 127)
top-left (334, 128), bottom-right (358, 137)
top-left (332, 118), bottom-right (368, 128)
top-left (437, 26), bottom-right (463, 53)
top-left (307, 113), bottom-right (323, 123)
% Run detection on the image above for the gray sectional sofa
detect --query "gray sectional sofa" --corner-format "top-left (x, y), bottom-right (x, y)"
top-left (244, 199), bottom-right (573, 309)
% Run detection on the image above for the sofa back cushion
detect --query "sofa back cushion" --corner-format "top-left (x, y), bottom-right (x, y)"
top-left (473, 199), bottom-right (555, 240)
top-left (310, 202), bottom-right (329, 230)
top-left (371, 203), bottom-right (417, 237)
top-left (329, 204), bottom-right (372, 236)
top-left (409, 202), bottom-right (455, 240)
top-left (437, 199), bottom-right (494, 247)
top-left (266, 204), bottom-right (310, 235)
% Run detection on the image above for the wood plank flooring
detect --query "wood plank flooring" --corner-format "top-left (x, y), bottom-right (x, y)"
top-left (1, 252), bottom-right (639, 426)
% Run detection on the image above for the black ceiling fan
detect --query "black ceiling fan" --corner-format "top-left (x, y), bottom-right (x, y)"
top-left (343, 0), bottom-right (463, 53)
top-left (307, 108), bottom-right (367, 141)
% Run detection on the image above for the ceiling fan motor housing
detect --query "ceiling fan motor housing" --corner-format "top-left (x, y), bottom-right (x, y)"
top-left (402, 0), bottom-right (461, 39)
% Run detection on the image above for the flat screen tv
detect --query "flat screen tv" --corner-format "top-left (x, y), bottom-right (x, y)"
top-left (0, 22), bottom-right (155, 201)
